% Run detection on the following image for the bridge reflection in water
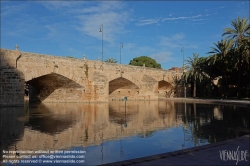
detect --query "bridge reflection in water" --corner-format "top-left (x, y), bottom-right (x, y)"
top-left (0, 101), bottom-right (249, 165)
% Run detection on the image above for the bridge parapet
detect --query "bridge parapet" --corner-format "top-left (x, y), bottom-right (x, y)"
top-left (15, 49), bottom-right (181, 74)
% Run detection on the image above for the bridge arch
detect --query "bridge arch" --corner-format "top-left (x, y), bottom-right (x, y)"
top-left (25, 69), bottom-right (51, 82)
top-left (25, 68), bottom-right (82, 85)
top-left (109, 76), bottom-right (139, 100)
top-left (26, 72), bottom-right (85, 102)
top-left (158, 80), bottom-right (175, 98)
top-left (108, 73), bottom-right (140, 88)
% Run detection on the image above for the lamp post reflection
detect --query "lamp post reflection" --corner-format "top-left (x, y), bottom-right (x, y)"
top-left (120, 98), bottom-right (127, 158)
top-left (182, 102), bottom-right (187, 149)
top-left (181, 47), bottom-right (186, 98)
top-left (101, 130), bottom-right (104, 164)
top-left (124, 97), bottom-right (127, 127)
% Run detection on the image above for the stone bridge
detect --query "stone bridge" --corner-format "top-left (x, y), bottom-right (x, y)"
top-left (0, 48), bottom-right (183, 106)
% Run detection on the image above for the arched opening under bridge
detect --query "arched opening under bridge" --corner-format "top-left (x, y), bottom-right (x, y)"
top-left (109, 77), bottom-right (139, 100)
top-left (158, 80), bottom-right (174, 98)
top-left (26, 73), bottom-right (84, 102)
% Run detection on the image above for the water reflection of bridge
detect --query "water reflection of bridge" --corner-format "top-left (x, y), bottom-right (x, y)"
top-left (1, 101), bottom-right (249, 157)
top-left (2, 101), bottom-right (182, 151)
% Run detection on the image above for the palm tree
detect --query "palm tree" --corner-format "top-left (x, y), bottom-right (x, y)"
top-left (222, 17), bottom-right (250, 98)
top-left (104, 58), bottom-right (118, 63)
top-left (208, 39), bottom-right (233, 62)
top-left (207, 39), bottom-right (233, 97)
top-left (223, 17), bottom-right (249, 46)
top-left (184, 53), bottom-right (207, 97)
top-left (196, 57), bottom-right (218, 97)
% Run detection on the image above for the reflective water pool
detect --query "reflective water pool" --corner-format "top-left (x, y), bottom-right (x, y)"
top-left (1, 100), bottom-right (249, 165)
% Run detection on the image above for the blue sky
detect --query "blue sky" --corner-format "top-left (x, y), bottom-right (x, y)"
top-left (1, 0), bottom-right (249, 70)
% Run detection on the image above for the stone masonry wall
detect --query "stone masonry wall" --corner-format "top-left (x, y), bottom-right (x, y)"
top-left (0, 49), bottom-right (24, 106)
top-left (0, 48), bottom-right (183, 105)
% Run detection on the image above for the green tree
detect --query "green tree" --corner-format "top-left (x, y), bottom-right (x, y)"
top-left (222, 17), bottom-right (250, 98)
top-left (129, 56), bottom-right (161, 69)
top-left (184, 53), bottom-right (207, 97)
top-left (207, 39), bottom-right (233, 96)
top-left (105, 58), bottom-right (118, 63)
top-left (199, 56), bottom-right (220, 81)
top-left (66, 56), bottom-right (75, 58)
top-left (194, 57), bottom-right (218, 97)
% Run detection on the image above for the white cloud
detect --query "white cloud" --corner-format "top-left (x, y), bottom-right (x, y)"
top-left (136, 18), bottom-right (161, 26)
top-left (40, 1), bottom-right (85, 10)
top-left (159, 33), bottom-right (185, 48)
top-left (123, 43), bottom-right (136, 52)
top-left (162, 14), bottom-right (202, 22)
top-left (150, 51), bottom-right (173, 63)
top-left (2, 13), bottom-right (38, 38)
top-left (159, 33), bottom-right (198, 49)
top-left (78, 10), bottom-right (129, 43)
top-left (191, 18), bottom-right (206, 21)
top-left (45, 24), bottom-right (60, 38)
top-left (41, 1), bottom-right (131, 43)
top-left (219, 6), bottom-right (226, 9)
top-left (1, 3), bottom-right (28, 17)
top-left (135, 14), bottom-right (203, 26)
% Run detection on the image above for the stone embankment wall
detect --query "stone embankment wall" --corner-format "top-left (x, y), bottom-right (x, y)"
top-left (0, 48), bottom-right (183, 105)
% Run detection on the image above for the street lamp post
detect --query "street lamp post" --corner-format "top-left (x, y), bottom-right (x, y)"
top-left (181, 47), bottom-right (186, 98)
top-left (120, 42), bottom-right (123, 64)
top-left (184, 65), bottom-right (186, 98)
top-left (99, 24), bottom-right (103, 61)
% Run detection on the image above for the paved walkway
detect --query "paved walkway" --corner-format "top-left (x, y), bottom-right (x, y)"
top-left (101, 135), bottom-right (250, 166)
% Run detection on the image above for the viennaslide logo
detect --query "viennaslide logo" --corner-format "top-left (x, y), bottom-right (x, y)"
top-left (219, 146), bottom-right (248, 165)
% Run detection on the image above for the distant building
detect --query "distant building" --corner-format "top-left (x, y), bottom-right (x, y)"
top-left (169, 67), bottom-right (182, 72)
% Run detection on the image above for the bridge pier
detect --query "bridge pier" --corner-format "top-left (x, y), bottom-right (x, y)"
top-left (0, 49), bottom-right (24, 106)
